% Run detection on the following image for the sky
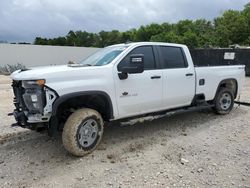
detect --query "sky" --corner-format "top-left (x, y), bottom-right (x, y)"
top-left (0, 0), bottom-right (249, 43)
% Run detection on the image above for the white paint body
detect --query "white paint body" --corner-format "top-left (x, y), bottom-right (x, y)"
top-left (11, 42), bottom-right (245, 121)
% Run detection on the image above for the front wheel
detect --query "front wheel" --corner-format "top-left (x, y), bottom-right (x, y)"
top-left (213, 88), bottom-right (234, 115)
top-left (62, 108), bottom-right (104, 156)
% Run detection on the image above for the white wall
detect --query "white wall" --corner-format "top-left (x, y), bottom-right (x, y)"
top-left (0, 44), bottom-right (99, 68)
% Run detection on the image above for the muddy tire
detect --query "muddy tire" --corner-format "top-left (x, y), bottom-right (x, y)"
top-left (62, 108), bottom-right (104, 157)
top-left (213, 88), bottom-right (234, 115)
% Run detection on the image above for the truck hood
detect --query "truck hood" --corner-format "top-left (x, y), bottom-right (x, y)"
top-left (10, 65), bottom-right (105, 81)
top-left (11, 65), bottom-right (71, 80)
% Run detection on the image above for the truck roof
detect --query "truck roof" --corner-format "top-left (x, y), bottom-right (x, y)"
top-left (109, 42), bottom-right (187, 48)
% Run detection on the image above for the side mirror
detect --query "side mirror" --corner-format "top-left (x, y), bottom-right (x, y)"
top-left (119, 54), bottom-right (144, 74)
top-left (118, 54), bottom-right (144, 80)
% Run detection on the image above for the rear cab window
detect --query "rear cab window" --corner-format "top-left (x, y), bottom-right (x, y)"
top-left (159, 46), bottom-right (188, 69)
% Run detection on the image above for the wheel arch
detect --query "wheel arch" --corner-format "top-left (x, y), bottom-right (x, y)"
top-left (214, 78), bottom-right (238, 100)
top-left (48, 90), bottom-right (114, 136)
top-left (52, 91), bottom-right (114, 120)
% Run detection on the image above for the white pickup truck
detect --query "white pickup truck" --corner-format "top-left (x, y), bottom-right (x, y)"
top-left (10, 42), bottom-right (245, 156)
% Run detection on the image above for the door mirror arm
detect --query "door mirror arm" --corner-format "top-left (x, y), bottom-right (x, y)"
top-left (118, 72), bottom-right (128, 80)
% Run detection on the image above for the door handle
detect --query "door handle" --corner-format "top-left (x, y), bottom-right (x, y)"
top-left (185, 73), bottom-right (194, 77)
top-left (151, 76), bottom-right (161, 79)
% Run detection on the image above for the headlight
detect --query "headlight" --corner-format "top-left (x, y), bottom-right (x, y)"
top-left (22, 79), bottom-right (46, 88)
top-left (22, 80), bottom-right (46, 114)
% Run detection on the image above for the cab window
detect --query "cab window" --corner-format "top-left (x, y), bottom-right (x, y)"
top-left (118, 46), bottom-right (156, 70)
top-left (160, 46), bottom-right (187, 68)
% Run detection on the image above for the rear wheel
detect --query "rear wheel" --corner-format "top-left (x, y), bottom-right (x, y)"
top-left (213, 88), bottom-right (234, 115)
top-left (62, 108), bottom-right (104, 156)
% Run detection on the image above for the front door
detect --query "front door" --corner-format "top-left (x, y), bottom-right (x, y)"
top-left (114, 45), bottom-right (163, 119)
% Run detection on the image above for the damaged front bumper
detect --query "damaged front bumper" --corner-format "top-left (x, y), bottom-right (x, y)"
top-left (10, 80), bottom-right (57, 130)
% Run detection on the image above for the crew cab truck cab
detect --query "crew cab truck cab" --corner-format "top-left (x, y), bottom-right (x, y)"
top-left (10, 42), bottom-right (245, 156)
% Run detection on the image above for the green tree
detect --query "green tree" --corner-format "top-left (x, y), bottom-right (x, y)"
top-left (191, 19), bottom-right (216, 47)
top-left (34, 37), bottom-right (49, 45)
top-left (120, 29), bottom-right (136, 43)
top-left (66, 30), bottom-right (77, 46)
top-left (242, 3), bottom-right (250, 45)
top-left (174, 20), bottom-right (194, 36)
top-left (150, 31), bottom-right (182, 44)
top-left (98, 30), bottom-right (122, 47)
top-left (135, 23), bottom-right (164, 41)
top-left (182, 31), bottom-right (199, 48)
top-left (33, 3), bottom-right (250, 48)
top-left (214, 10), bottom-right (248, 47)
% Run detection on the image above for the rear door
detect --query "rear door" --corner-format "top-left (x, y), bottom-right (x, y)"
top-left (158, 46), bottom-right (195, 109)
top-left (114, 45), bottom-right (163, 118)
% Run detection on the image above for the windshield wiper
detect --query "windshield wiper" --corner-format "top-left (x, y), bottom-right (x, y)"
top-left (68, 63), bottom-right (93, 67)
top-left (84, 64), bottom-right (92, 66)
top-left (68, 60), bottom-right (92, 66)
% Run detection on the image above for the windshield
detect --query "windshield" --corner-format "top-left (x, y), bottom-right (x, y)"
top-left (80, 46), bottom-right (128, 66)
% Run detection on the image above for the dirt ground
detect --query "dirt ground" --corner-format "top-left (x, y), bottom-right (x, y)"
top-left (0, 75), bottom-right (249, 188)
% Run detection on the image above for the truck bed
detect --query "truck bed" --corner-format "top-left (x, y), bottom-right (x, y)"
top-left (195, 65), bottom-right (245, 100)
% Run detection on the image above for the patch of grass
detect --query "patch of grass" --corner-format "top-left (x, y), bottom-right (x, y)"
top-left (0, 63), bottom-right (26, 75)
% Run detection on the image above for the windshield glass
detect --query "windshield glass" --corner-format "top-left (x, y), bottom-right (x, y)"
top-left (80, 46), bottom-right (128, 66)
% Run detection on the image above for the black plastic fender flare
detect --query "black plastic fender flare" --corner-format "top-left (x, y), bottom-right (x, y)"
top-left (51, 90), bottom-right (114, 119)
